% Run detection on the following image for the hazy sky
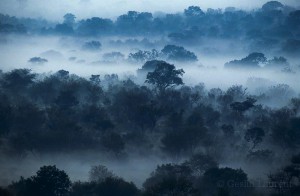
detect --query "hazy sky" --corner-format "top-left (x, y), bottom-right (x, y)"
top-left (0, 0), bottom-right (299, 21)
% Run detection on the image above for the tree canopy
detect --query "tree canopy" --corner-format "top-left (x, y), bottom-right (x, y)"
top-left (145, 61), bottom-right (185, 92)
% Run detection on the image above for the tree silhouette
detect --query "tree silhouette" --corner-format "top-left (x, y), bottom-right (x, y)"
top-left (89, 165), bottom-right (115, 182)
top-left (1, 69), bottom-right (36, 93)
top-left (9, 165), bottom-right (71, 196)
top-left (225, 52), bottom-right (267, 69)
top-left (244, 127), bottom-right (265, 149)
top-left (63, 13), bottom-right (76, 26)
top-left (145, 61), bottom-right (184, 93)
top-left (161, 45), bottom-right (198, 62)
top-left (30, 165), bottom-right (71, 196)
top-left (143, 164), bottom-right (195, 196)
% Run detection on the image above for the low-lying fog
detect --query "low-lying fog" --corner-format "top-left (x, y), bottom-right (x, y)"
top-left (1, 35), bottom-right (299, 92)
top-left (0, 153), bottom-right (176, 187)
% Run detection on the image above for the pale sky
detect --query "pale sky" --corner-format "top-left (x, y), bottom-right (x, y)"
top-left (0, 0), bottom-right (299, 21)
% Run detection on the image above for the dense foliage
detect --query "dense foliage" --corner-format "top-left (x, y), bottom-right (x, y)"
top-left (1, 1), bottom-right (300, 55)
top-left (0, 57), bottom-right (299, 194)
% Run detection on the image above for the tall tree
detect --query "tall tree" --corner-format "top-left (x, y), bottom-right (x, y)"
top-left (145, 61), bottom-right (184, 93)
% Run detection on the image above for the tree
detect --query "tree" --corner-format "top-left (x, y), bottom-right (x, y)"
top-left (262, 1), bottom-right (284, 12)
top-left (31, 165), bottom-right (71, 196)
top-left (77, 17), bottom-right (113, 36)
top-left (143, 164), bottom-right (195, 196)
top-left (82, 41), bottom-right (101, 51)
top-left (55, 70), bottom-right (69, 78)
top-left (81, 105), bottom-right (113, 131)
top-left (137, 60), bottom-right (166, 76)
top-left (54, 23), bottom-right (74, 35)
top-left (116, 11), bottom-right (153, 35)
top-left (184, 6), bottom-right (204, 17)
top-left (161, 45), bottom-right (198, 62)
top-left (265, 56), bottom-right (289, 69)
top-left (89, 165), bottom-right (115, 182)
top-left (244, 127), bottom-right (265, 149)
top-left (89, 74), bottom-right (101, 85)
top-left (55, 90), bottom-right (79, 109)
top-left (9, 165), bottom-right (71, 196)
top-left (225, 52), bottom-right (267, 69)
top-left (63, 13), bottom-right (76, 26)
top-left (128, 49), bottom-right (159, 63)
top-left (183, 153), bottom-right (218, 176)
top-left (230, 98), bottom-right (256, 113)
top-left (1, 69), bottom-right (36, 93)
top-left (0, 187), bottom-right (12, 196)
top-left (145, 61), bottom-right (184, 92)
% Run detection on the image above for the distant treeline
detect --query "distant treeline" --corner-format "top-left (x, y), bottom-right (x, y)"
top-left (1, 1), bottom-right (300, 54)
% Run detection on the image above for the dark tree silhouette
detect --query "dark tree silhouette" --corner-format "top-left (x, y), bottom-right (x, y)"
top-left (9, 165), bottom-right (71, 196)
top-left (54, 23), bottom-right (74, 35)
top-left (230, 98), bottom-right (257, 113)
top-left (55, 90), bottom-right (79, 109)
top-left (63, 13), bottom-right (76, 26)
top-left (0, 187), bottom-right (12, 196)
top-left (89, 165), bottom-right (115, 182)
top-left (31, 165), bottom-right (71, 196)
top-left (128, 49), bottom-right (159, 63)
top-left (262, 1), bottom-right (284, 12)
top-left (266, 56), bottom-right (289, 69)
top-left (161, 45), bottom-right (198, 62)
top-left (77, 17), bottom-right (113, 36)
top-left (184, 6), bottom-right (205, 17)
top-left (143, 164), bottom-right (195, 196)
top-left (145, 61), bottom-right (184, 92)
top-left (225, 53), bottom-right (267, 69)
top-left (1, 69), bottom-right (36, 93)
top-left (244, 127), bottom-right (265, 149)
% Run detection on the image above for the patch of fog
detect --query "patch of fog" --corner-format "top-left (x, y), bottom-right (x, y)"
top-left (0, 35), bottom-right (299, 93)
top-left (0, 153), bottom-right (178, 188)
top-left (182, 65), bottom-right (300, 93)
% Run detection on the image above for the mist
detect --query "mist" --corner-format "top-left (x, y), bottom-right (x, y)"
top-left (1, 1), bottom-right (300, 196)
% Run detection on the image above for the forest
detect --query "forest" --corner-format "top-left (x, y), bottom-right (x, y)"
top-left (0, 1), bottom-right (300, 196)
